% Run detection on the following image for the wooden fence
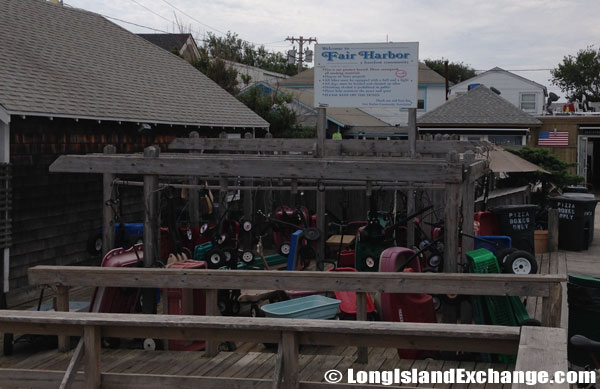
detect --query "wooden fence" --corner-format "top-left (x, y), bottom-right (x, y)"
top-left (0, 312), bottom-right (566, 389)
top-left (28, 265), bottom-right (566, 360)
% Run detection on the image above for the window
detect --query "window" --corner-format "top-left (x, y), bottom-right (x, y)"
top-left (488, 135), bottom-right (525, 146)
top-left (520, 93), bottom-right (536, 112)
top-left (418, 88), bottom-right (426, 110)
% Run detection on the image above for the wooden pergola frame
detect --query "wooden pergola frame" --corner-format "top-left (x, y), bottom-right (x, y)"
top-left (49, 124), bottom-right (490, 323)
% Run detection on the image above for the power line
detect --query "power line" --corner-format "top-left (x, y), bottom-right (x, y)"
top-left (64, 2), bottom-right (170, 33)
top-left (128, 0), bottom-right (171, 23)
top-left (159, 0), bottom-right (229, 37)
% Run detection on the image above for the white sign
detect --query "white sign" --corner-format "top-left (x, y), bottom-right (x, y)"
top-left (314, 42), bottom-right (419, 108)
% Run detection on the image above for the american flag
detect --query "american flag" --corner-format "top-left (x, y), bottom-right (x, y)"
top-left (538, 130), bottom-right (569, 146)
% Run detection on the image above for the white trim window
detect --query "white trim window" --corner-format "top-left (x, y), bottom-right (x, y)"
top-left (520, 93), bottom-right (537, 113)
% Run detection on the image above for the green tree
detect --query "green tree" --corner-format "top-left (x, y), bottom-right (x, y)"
top-left (500, 147), bottom-right (583, 204)
top-left (191, 50), bottom-right (240, 95)
top-left (203, 32), bottom-right (299, 76)
top-left (237, 86), bottom-right (308, 137)
top-left (551, 46), bottom-right (600, 102)
top-left (424, 59), bottom-right (477, 85)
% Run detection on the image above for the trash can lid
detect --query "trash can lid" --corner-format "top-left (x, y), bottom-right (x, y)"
top-left (564, 185), bottom-right (589, 193)
top-left (491, 204), bottom-right (538, 212)
top-left (549, 195), bottom-right (599, 204)
top-left (569, 274), bottom-right (600, 288)
top-left (562, 193), bottom-right (596, 200)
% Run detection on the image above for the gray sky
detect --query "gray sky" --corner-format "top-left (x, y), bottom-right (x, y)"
top-left (67, 0), bottom-right (600, 101)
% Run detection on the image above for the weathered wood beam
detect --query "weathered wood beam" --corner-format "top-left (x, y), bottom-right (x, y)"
top-left (142, 146), bottom-right (160, 315)
top-left (468, 159), bottom-right (490, 183)
top-left (59, 337), bottom-right (84, 389)
top-left (512, 326), bottom-right (568, 389)
top-left (0, 310), bottom-right (521, 354)
top-left (102, 145), bottom-right (117, 258)
top-left (56, 285), bottom-right (70, 352)
top-left (29, 266), bottom-right (565, 296)
top-left (168, 137), bottom-right (486, 155)
top-left (49, 154), bottom-right (464, 183)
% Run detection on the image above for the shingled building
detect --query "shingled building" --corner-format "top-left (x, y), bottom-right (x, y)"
top-left (0, 0), bottom-right (268, 302)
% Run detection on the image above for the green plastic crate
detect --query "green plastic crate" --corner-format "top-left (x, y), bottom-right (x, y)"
top-left (509, 296), bottom-right (530, 324)
top-left (193, 242), bottom-right (213, 261)
top-left (467, 248), bottom-right (517, 364)
top-left (466, 248), bottom-right (501, 273)
top-left (237, 253), bottom-right (288, 269)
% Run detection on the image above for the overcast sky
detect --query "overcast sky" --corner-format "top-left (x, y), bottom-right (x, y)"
top-left (67, 0), bottom-right (600, 101)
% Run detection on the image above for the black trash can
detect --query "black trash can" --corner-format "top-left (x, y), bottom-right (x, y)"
top-left (490, 205), bottom-right (537, 254)
top-left (564, 185), bottom-right (589, 194)
top-left (548, 195), bottom-right (598, 251)
top-left (568, 274), bottom-right (600, 367)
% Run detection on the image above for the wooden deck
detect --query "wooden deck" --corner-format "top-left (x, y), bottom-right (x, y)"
top-left (0, 342), bottom-right (515, 388)
top-left (565, 201), bottom-right (600, 277)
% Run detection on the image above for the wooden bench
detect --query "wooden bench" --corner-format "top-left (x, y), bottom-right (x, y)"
top-left (0, 310), bottom-right (567, 389)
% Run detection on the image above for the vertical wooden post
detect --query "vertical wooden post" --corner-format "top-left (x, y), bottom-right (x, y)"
top-left (264, 132), bottom-right (274, 214)
top-left (243, 132), bottom-right (254, 221)
top-left (56, 286), bottom-right (70, 351)
top-left (282, 331), bottom-right (299, 389)
top-left (408, 108), bottom-right (417, 159)
top-left (407, 109), bottom-right (417, 248)
top-left (444, 152), bottom-right (461, 274)
top-left (142, 146), bottom-right (160, 315)
top-left (316, 108), bottom-right (326, 157)
top-left (83, 325), bottom-right (101, 389)
top-left (548, 209), bottom-right (559, 252)
top-left (356, 292), bottom-right (369, 364)
top-left (188, 131), bottom-right (201, 228)
top-left (443, 153), bottom-right (461, 324)
top-left (461, 151), bottom-right (476, 264)
top-left (219, 177), bottom-right (228, 222)
top-left (204, 289), bottom-right (220, 357)
top-left (290, 179), bottom-right (298, 208)
top-left (102, 145), bottom-right (117, 258)
top-left (406, 189), bottom-right (415, 248)
top-left (316, 108), bottom-right (327, 263)
top-left (542, 283), bottom-right (563, 327)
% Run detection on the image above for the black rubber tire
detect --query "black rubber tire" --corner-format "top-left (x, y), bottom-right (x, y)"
top-left (86, 233), bottom-right (103, 256)
top-left (503, 250), bottom-right (538, 275)
top-left (241, 250), bottom-right (255, 264)
top-left (495, 247), bottom-right (518, 266)
top-left (223, 248), bottom-right (238, 266)
top-left (206, 248), bottom-right (226, 269)
top-left (440, 294), bottom-right (465, 305)
top-left (520, 318), bottom-right (542, 326)
top-left (279, 242), bottom-right (291, 256)
top-left (3, 333), bottom-right (13, 356)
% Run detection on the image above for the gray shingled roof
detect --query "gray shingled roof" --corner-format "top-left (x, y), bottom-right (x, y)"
top-left (0, 0), bottom-right (268, 128)
top-left (137, 33), bottom-right (191, 53)
top-left (418, 85), bottom-right (542, 126)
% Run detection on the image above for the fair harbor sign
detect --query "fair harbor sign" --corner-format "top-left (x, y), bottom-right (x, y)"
top-left (314, 42), bottom-right (419, 108)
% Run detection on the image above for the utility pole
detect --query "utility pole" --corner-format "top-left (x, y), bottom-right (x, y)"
top-left (286, 36), bottom-right (317, 73)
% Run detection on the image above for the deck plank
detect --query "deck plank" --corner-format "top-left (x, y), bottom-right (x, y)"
top-left (452, 360), bottom-right (476, 389)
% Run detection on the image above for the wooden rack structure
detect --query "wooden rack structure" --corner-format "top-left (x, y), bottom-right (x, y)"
top-left (48, 127), bottom-right (490, 324)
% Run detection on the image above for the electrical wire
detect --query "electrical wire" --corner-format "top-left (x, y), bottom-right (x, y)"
top-left (128, 0), bottom-right (171, 23)
top-left (159, 0), bottom-right (229, 37)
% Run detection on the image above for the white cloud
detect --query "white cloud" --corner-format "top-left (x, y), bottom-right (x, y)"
top-left (67, 0), bottom-right (600, 100)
